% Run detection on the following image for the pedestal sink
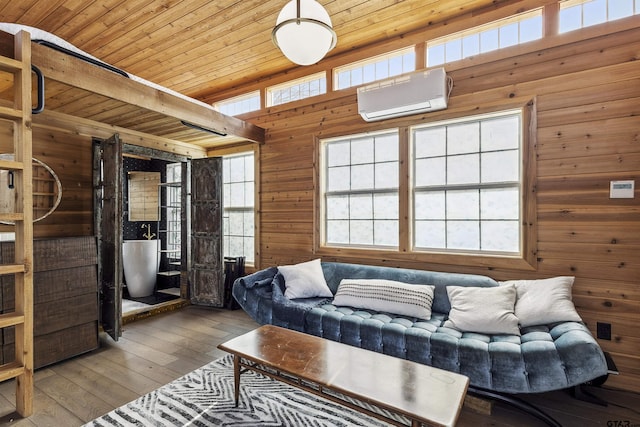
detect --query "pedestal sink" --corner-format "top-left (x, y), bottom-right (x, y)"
top-left (123, 240), bottom-right (160, 298)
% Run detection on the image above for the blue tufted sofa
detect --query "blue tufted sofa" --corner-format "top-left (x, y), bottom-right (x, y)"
top-left (232, 261), bottom-right (609, 396)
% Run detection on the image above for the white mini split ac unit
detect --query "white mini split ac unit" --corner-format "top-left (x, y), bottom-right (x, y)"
top-left (357, 67), bottom-right (449, 122)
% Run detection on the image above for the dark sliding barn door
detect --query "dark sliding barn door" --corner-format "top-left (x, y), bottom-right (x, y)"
top-left (94, 134), bottom-right (123, 340)
top-left (190, 157), bottom-right (224, 306)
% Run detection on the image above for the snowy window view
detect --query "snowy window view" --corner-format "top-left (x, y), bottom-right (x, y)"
top-left (165, 163), bottom-right (182, 259)
top-left (559, 0), bottom-right (639, 33)
top-left (334, 48), bottom-right (416, 90)
top-left (427, 10), bottom-right (543, 67)
top-left (214, 91), bottom-right (261, 116)
top-left (223, 153), bottom-right (255, 264)
top-left (267, 73), bottom-right (327, 107)
top-left (412, 111), bottom-right (522, 253)
top-left (323, 131), bottom-right (400, 247)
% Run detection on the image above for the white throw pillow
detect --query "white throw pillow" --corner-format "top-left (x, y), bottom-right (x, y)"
top-left (443, 285), bottom-right (520, 335)
top-left (333, 279), bottom-right (435, 319)
top-left (500, 276), bottom-right (582, 327)
top-left (278, 259), bottom-right (333, 299)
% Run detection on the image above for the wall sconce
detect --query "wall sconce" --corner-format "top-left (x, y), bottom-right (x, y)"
top-left (272, 0), bottom-right (337, 66)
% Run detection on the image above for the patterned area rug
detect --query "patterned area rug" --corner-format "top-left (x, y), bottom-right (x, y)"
top-left (85, 354), bottom-right (403, 426)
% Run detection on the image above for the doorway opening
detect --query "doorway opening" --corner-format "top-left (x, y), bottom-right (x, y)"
top-left (94, 135), bottom-right (225, 340)
top-left (121, 157), bottom-right (183, 316)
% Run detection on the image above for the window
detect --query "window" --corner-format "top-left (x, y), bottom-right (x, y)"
top-left (412, 111), bottom-right (521, 253)
top-left (319, 108), bottom-right (531, 265)
top-left (214, 91), bottom-right (261, 116)
top-left (165, 163), bottom-right (182, 259)
top-left (334, 48), bottom-right (416, 90)
top-left (223, 153), bottom-right (255, 264)
top-left (427, 10), bottom-right (543, 66)
top-left (267, 72), bottom-right (326, 107)
top-left (321, 131), bottom-right (399, 247)
top-left (559, 0), bottom-right (639, 33)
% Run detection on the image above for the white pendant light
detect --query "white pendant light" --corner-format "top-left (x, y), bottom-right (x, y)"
top-left (272, 0), bottom-right (337, 66)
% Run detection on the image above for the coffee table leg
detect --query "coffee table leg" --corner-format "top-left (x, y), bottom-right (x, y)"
top-left (233, 355), bottom-right (241, 407)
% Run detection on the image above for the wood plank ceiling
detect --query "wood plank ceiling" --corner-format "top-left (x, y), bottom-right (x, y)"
top-left (0, 0), bottom-right (504, 149)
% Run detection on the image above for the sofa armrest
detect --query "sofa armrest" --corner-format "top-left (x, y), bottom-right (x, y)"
top-left (232, 266), bottom-right (279, 325)
top-left (272, 273), bottom-right (331, 332)
top-left (237, 266), bottom-right (279, 289)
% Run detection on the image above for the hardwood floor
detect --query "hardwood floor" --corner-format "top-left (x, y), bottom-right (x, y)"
top-left (0, 306), bottom-right (638, 426)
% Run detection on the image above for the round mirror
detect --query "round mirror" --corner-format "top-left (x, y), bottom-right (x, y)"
top-left (0, 153), bottom-right (63, 224)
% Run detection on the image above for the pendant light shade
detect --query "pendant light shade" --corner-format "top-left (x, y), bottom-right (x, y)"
top-left (272, 0), bottom-right (337, 66)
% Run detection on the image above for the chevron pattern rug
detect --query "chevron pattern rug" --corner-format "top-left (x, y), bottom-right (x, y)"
top-left (85, 354), bottom-right (405, 426)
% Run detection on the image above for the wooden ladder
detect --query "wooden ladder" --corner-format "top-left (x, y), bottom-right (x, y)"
top-left (0, 30), bottom-right (34, 417)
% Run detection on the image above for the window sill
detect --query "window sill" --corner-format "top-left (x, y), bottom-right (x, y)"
top-left (315, 245), bottom-right (536, 272)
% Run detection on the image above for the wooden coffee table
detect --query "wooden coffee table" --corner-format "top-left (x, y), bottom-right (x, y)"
top-left (218, 325), bottom-right (469, 427)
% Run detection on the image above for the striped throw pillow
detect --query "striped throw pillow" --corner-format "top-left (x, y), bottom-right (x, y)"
top-left (333, 279), bottom-right (435, 320)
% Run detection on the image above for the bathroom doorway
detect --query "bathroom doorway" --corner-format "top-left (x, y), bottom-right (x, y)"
top-left (120, 160), bottom-right (181, 315)
top-left (93, 135), bottom-right (225, 341)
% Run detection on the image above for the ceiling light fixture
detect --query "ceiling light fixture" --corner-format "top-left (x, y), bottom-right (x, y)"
top-left (272, 0), bottom-right (337, 66)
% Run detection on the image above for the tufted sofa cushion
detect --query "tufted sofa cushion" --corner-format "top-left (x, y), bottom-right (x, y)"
top-left (232, 262), bottom-right (609, 394)
top-left (304, 303), bottom-right (606, 393)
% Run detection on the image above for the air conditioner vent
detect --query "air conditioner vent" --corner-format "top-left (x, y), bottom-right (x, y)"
top-left (357, 68), bottom-right (449, 122)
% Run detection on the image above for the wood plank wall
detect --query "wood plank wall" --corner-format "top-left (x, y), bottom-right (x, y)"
top-left (237, 26), bottom-right (640, 392)
top-left (0, 125), bottom-right (94, 238)
top-left (0, 10), bottom-right (635, 394)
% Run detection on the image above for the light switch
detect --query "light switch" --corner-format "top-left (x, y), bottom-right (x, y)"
top-left (610, 180), bottom-right (634, 198)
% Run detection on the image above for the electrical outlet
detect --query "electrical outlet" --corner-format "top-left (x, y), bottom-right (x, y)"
top-left (597, 322), bottom-right (611, 340)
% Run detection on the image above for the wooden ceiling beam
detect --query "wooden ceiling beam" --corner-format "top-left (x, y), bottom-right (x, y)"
top-left (33, 109), bottom-right (208, 159)
top-left (30, 42), bottom-right (265, 144)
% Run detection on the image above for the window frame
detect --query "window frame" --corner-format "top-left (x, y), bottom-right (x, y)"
top-left (220, 146), bottom-right (259, 267)
top-left (213, 90), bottom-right (261, 116)
top-left (318, 129), bottom-right (401, 249)
top-left (333, 47), bottom-right (416, 91)
top-left (266, 72), bottom-right (327, 107)
top-left (410, 109), bottom-right (523, 255)
top-left (558, 0), bottom-right (639, 33)
top-left (315, 100), bottom-right (537, 270)
top-left (426, 9), bottom-right (544, 67)
top-left (164, 163), bottom-right (182, 261)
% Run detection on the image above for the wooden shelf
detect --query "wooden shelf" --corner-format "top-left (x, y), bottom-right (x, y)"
top-left (0, 158), bottom-right (24, 171)
top-left (0, 55), bottom-right (23, 72)
top-left (0, 361), bottom-right (25, 383)
top-left (0, 106), bottom-right (23, 120)
top-left (158, 271), bottom-right (181, 277)
top-left (0, 213), bottom-right (24, 222)
top-left (0, 313), bottom-right (25, 329)
top-left (0, 264), bottom-right (26, 275)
